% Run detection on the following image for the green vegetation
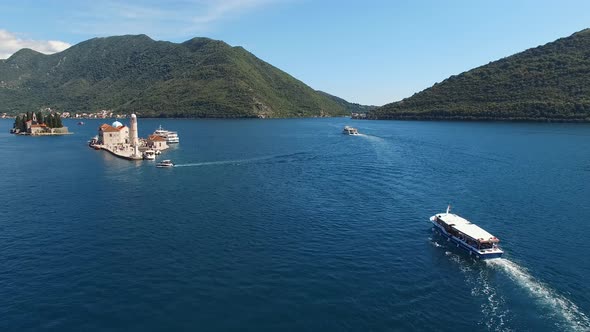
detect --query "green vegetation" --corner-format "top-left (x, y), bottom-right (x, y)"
top-left (0, 35), bottom-right (362, 118)
top-left (12, 112), bottom-right (63, 132)
top-left (369, 29), bottom-right (590, 122)
top-left (317, 91), bottom-right (377, 114)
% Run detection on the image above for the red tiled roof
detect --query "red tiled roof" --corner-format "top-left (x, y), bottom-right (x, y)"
top-left (100, 124), bottom-right (127, 132)
top-left (30, 124), bottom-right (47, 128)
top-left (148, 134), bottom-right (166, 142)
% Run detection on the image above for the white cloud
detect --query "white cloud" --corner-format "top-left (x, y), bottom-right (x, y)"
top-left (0, 29), bottom-right (71, 59)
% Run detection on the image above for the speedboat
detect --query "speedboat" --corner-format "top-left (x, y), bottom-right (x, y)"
top-left (156, 160), bottom-right (174, 168)
top-left (153, 125), bottom-right (180, 144)
top-left (342, 126), bottom-right (360, 135)
top-left (429, 206), bottom-right (503, 259)
top-left (143, 150), bottom-right (156, 160)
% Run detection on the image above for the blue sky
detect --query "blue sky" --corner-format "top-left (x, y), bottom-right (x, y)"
top-left (1, 0), bottom-right (590, 105)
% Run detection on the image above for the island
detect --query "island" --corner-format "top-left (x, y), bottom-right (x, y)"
top-left (10, 112), bottom-right (70, 135)
top-left (89, 114), bottom-right (169, 160)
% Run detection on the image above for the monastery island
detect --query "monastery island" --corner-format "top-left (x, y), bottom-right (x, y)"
top-left (10, 112), bottom-right (70, 135)
top-left (89, 114), bottom-right (170, 160)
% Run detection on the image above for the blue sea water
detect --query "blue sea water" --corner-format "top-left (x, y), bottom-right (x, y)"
top-left (1, 118), bottom-right (590, 331)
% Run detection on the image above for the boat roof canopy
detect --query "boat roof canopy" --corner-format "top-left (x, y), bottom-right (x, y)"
top-left (436, 213), bottom-right (499, 243)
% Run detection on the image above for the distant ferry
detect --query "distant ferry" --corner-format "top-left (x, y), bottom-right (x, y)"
top-left (153, 125), bottom-right (180, 144)
top-left (430, 206), bottom-right (503, 259)
top-left (342, 126), bottom-right (360, 135)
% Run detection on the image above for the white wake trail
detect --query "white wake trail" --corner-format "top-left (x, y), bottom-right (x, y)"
top-left (442, 250), bottom-right (510, 331)
top-left (486, 258), bottom-right (590, 331)
top-left (174, 152), bottom-right (308, 168)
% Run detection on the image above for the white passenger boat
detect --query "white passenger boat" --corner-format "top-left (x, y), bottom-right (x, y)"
top-left (342, 126), bottom-right (360, 135)
top-left (156, 160), bottom-right (174, 168)
top-left (143, 150), bottom-right (156, 160)
top-left (153, 125), bottom-right (180, 144)
top-left (429, 206), bottom-right (503, 259)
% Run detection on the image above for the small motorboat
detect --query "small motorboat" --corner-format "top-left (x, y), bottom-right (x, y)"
top-left (78, 121), bottom-right (85, 125)
top-left (143, 150), bottom-right (156, 160)
top-left (156, 160), bottom-right (174, 168)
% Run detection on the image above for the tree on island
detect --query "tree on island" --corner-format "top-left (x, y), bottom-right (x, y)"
top-left (12, 112), bottom-right (64, 132)
top-left (13, 115), bottom-right (24, 131)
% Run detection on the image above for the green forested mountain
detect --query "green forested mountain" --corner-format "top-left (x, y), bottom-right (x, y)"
top-left (0, 35), bottom-right (358, 118)
top-left (369, 29), bottom-right (590, 121)
top-left (317, 91), bottom-right (377, 114)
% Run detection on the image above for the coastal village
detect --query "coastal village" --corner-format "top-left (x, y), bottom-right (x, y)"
top-left (90, 113), bottom-right (177, 161)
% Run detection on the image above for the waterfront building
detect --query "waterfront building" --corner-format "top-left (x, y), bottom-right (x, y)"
top-left (147, 135), bottom-right (168, 150)
top-left (98, 121), bottom-right (130, 147)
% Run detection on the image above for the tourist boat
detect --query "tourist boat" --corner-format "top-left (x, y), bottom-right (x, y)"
top-left (342, 126), bottom-right (360, 135)
top-left (156, 160), bottom-right (174, 168)
top-left (153, 125), bottom-right (180, 144)
top-left (143, 150), bottom-right (156, 160)
top-left (429, 206), bottom-right (503, 259)
top-left (78, 121), bottom-right (85, 125)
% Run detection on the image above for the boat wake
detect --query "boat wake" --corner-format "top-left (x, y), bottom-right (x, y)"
top-left (357, 133), bottom-right (385, 142)
top-left (433, 237), bottom-right (589, 331)
top-left (486, 258), bottom-right (590, 331)
top-left (174, 152), bottom-right (312, 168)
top-left (443, 251), bottom-right (510, 331)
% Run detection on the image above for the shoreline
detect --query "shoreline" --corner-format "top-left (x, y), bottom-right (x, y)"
top-left (91, 144), bottom-right (143, 160)
top-left (14, 132), bottom-right (74, 136)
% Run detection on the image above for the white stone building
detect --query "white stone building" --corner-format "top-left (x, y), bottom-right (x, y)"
top-left (98, 121), bottom-right (130, 147)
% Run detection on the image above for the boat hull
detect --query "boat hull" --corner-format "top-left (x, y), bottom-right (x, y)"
top-left (430, 220), bottom-right (503, 260)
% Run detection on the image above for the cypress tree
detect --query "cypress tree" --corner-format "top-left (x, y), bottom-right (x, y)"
top-left (14, 115), bottom-right (21, 130)
top-left (36, 111), bottom-right (43, 124)
top-left (56, 114), bottom-right (63, 128)
top-left (19, 115), bottom-right (26, 131)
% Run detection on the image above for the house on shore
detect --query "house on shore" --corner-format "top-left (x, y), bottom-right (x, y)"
top-left (147, 135), bottom-right (168, 150)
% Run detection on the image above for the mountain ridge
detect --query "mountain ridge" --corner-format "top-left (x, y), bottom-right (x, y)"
top-left (0, 34), bottom-right (363, 118)
top-left (368, 29), bottom-right (590, 122)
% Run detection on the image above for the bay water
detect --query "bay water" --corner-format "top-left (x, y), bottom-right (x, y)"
top-left (1, 118), bottom-right (589, 331)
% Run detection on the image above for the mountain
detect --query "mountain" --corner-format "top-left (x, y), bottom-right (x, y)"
top-left (0, 34), bottom-right (361, 118)
top-left (368, 29), bottom-right (590, 121)
top-left (317, 91), bottom-right (377, 114)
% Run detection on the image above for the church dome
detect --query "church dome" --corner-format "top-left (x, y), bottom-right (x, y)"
top-left (112, 121), bottom-right (124, 128)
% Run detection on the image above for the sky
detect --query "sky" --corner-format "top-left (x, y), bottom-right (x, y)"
top-left (1, 0), bottom-right (590, 106)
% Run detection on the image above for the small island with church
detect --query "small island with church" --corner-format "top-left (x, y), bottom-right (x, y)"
top-left (89, 113), bottom-right (170, 160)
top-left (10, 111), bottom-right (70, 135)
